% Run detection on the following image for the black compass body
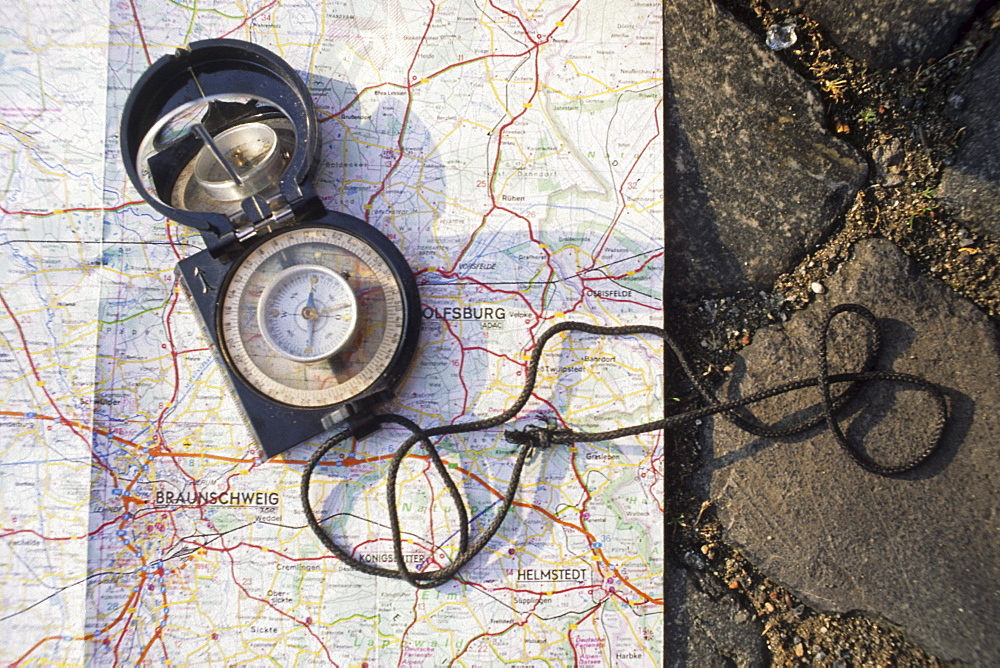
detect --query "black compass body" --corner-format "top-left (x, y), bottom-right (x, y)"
top-left (120, 39), bottom-right (420, 459)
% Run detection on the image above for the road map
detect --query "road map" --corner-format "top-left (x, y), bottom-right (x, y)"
top-left (0, 1), bottom-right (663, 665)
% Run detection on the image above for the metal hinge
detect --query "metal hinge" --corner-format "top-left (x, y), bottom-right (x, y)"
top-left (233, 194), bottom-right (298, 243)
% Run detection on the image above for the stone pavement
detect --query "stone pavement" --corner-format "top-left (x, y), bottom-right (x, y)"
top-left (665, 0), bottom-right (865, 297)
top-left (666, 1), bottom-right (1000, 664)
top-left (769, 0), bottom-right (980, 69)
top-left (940, 37), bottom-right (1000, 239)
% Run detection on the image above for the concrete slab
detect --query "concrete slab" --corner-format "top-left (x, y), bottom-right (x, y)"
top-left (665, 0), bottom-right (866, 298)
top-left (940, 37), bottom-right (1000, 239)
top-left (698, 238), bottom-right (1000, 664)
top-left (769, 0), bottom-right (979, 69)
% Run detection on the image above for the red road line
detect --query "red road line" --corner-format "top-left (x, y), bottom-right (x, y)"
top-left (135, 621), bottom-right (164, 665)
top-left (363, 0), bottom-right (439, 220)
top-left (395, 589), bottom-right (423, 667)
top-left (128, 0), bottom-right (152, 65)
top-left (0, 201), bottom-right (143, 218)
top-left (10, 635), bottom-right (61, 667)
top-left (567, 601), bottom-right (603, 665)
top-left (448, 613), bottom-right (534, 667)
top-left (589, 99), bottom-right (664, 266)
top-left (222, 548), bottom-right (336, 663)
top-left (0, 290), bottom-right (119, 482)
top-left (317, 48), bottom-right (537, 123)
top-left (219, 1), bottom-right (280, 39)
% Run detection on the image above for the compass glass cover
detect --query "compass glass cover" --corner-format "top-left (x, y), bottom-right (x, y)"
top-left (135, 94), bottom-right (297, 217)
top-left (219, 226), bottom-right (407, 408)
top-left (257, 263), bottom-right (359, 364)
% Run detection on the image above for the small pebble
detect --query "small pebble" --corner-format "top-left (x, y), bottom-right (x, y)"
top-left (766, 23), bottom-right (798, 50)
top-left (682, 551), bottom-right (706, 570)
top-left (810, 281), bottom-right (826, 294)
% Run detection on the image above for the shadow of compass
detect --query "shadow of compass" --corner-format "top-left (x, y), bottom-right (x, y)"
top-left (298, 76), bottom-right (626, 588)
top-left (307, 74), bottom-right (500, 428)
top-left (301, 74), bottom-right (480, 576)
top-left (307, 74), bottom-right (446, 264)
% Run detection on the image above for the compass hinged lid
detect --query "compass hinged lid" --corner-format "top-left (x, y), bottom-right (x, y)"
top-left (120, 39), bottom-right (323, 244)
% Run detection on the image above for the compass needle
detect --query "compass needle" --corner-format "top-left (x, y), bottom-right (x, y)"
top-left (305, 282), bottom-right (317, 352)
top-left (257, 263), bottom-right (358, 364)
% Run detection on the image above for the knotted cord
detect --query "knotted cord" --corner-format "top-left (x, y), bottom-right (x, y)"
top-left (301, 304), bottom-right (948, 588)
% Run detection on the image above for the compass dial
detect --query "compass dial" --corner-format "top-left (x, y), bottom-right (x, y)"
top-left (218, 226), bottom-right (407, 408)
top-left (257, 264), bottom-right (358, 363)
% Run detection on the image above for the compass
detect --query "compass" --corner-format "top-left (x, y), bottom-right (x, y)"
top-left (119, 39), bottom-right (420, 459)
top-left (256, 262), bottom-right (358, 365)
top-left (217, 225), bottom-right (405, 408)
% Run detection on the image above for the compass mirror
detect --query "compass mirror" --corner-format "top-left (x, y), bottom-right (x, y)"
top-left (135, 94), bottom-right (298, 218)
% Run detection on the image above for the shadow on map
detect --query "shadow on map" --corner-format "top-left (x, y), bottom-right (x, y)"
top-left (307, 72), bottom-right (446, 249)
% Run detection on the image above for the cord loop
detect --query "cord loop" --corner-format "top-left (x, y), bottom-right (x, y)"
top-left (301, 304), bottom-right (949, 587)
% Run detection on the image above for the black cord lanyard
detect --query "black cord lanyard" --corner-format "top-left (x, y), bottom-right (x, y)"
top-left (300, 304), bottom-right (948, 588)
